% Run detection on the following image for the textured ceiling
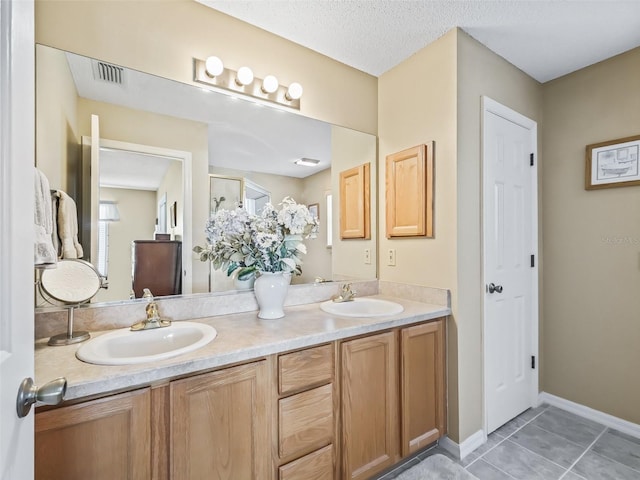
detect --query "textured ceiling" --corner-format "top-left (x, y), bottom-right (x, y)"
top-left (199, 0), bottom-right (640, 82)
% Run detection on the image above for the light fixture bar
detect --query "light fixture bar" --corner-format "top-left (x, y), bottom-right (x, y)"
top-left (193, 58), bottom-right (301, 110)
top-left (294, 158), bottom-right (320, 167)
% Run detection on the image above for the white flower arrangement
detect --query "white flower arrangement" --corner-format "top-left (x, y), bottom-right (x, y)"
top-left (193, 197), bottom-right (319, 279)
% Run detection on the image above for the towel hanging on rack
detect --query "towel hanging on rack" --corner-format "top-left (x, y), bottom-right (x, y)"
top-left (55, 190), bottom-right (84, 259)
top-left (34, 168), bottom-right (57, 266)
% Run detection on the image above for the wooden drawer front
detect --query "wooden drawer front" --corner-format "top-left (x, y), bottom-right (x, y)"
top-left (279, 383), bottom-right (333, 458)
top-left (279, 445), bottom-right (334, 480)
top-left (279, 344), bottom-right (334, 395)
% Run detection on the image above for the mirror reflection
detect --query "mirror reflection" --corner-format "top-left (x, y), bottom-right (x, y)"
top-left (35, 44), bottom-right (377, 305)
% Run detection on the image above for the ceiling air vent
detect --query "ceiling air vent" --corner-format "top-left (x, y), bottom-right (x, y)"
top-left (91, 60), bottom-right (125, 85)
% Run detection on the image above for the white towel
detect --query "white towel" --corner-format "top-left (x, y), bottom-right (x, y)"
top-left (34, 168), bottom-right (57, 266)
top-left (56, 190), bottom-right (84, 259)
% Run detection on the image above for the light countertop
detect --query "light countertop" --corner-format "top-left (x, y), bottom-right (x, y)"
top-left (35, 295), bottom-right (450, 402)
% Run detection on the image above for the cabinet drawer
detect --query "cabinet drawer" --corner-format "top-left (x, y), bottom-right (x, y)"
top-left (279, 344), bottom-right (333, 395)
top-left (279, 383), bottom-right (333, 458)
top-left (279, 444), bottom-right (334, 480)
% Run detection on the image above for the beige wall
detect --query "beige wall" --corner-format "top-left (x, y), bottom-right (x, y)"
top-left (378, 29), bottom-right (459, 437)
top-left (331, 125), bottom-right (378, 281)
top-left (378, 29), bottom-right (543, 443)
top-left (158, 160), bottom-right (184, 239)
top-left (35, 0), bottom-right (377, 135)
top-left (95, 187), bottom-right (156, 303)
top-left (36, 44), bottom-right (79, 196)
top-left (541, 47), bottom-right (640, 424)
top-left (301, 168), bottom-right (332, 284)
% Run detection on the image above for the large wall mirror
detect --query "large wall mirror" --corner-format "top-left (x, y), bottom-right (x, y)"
top-left (35, 44), bottom-right (377, 306)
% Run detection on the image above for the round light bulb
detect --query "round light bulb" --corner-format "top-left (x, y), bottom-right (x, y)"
top-left (204, 56), bottom-right (224, 77)
top-left (236, 66), bottom-right (254, 86)
top-left (261, 75), bottom-right (279, 94)
top-left (286, 82), bottom-right (303, 101)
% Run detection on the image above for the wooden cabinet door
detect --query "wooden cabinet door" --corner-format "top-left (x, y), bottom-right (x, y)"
top-left (400, 320), bottom-right (446, 456)
top-left (171, 361), bottom-right (270, 480)
top-left (35, 388), bottom-right (151, 480)
top-left (341, 331), bottom-right (398, 480)
top-left (339, 162), bottom-right (371, 239)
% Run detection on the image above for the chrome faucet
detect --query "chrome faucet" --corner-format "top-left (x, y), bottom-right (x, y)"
top-left (333, 283), bottom-right (357, 303)
top-left (130, 288), bottom-right (171, 331)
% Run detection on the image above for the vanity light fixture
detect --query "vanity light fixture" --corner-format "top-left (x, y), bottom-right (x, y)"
top-left (286, 82), bottom-right (304, 101)
top-left (261, 75), bottom-right (279, 94)
top-left (193, 57), bottom-right (303, 110)
top-left (204, 56), bottom-right (224, 77)
top-left (235, 66), bottom-right (254, 86)
top-left (294, 158), bottom-right (320, 167)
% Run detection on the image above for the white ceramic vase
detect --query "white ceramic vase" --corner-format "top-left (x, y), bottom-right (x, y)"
top-left (254, 272), bottom-right (290, 319)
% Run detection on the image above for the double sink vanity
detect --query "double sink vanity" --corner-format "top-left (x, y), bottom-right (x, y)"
top-left (34, 282), bottom-right (450, 480)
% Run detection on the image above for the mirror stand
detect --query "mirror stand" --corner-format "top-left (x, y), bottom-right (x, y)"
top-left (47, 306), bottom-right (90, 346)
top-left (36, 259), bottom-right (103, 346)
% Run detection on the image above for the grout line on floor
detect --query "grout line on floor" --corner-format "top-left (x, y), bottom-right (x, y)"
top-left (557, 427), bottom-right (608, 479)
top-left (484, 438), bottom-right (576, 474)
top-left (588, 446), bottom-right (640, 475)
top-left (466, 458), bottom-right (519, 480)
top-left (524, 422), bottom-right (591, 451)
top-left (464, 406), bottom-right (550, 470)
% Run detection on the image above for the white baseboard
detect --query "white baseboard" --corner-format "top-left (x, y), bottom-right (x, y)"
top-left (439, 429), bottom-right (486, 460)
top-left (539, 392), bottom-right (640, 439)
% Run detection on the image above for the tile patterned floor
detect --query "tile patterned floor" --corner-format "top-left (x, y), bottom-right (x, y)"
top-left (376, 404), bottom-right (640, 480)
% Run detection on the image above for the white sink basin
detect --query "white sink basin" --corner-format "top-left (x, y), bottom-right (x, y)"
top-left (76, 322), bottom-right (217, 366)
top-left (320, 297), bottom-right (404, 318)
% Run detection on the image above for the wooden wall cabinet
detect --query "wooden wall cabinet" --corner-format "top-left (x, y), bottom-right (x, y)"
top-left (385, 143), bottom-right (434, 238)
top-left (339, 162), bottom-right (371, 239)
top-left (35, 389), bottom-right (151, 480)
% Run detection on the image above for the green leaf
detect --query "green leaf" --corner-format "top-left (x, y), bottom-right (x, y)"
top-left (237, 266), bottom-right (256, 280)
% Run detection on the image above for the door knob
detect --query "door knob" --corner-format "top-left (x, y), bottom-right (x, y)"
top-left (488, 283), bottom-right (503, 294)
top-left (16, 377), bottom-right (67, 418)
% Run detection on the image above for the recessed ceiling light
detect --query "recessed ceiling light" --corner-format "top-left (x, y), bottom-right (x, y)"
top-left (294, 158), bottom-right (320, 167)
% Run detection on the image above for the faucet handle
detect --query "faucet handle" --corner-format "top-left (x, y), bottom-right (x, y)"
top-left (142, 288), bottom-right (154, 301)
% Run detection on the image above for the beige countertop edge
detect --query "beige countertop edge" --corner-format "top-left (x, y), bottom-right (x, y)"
top-left (35, 295), bottom-right (451, 403)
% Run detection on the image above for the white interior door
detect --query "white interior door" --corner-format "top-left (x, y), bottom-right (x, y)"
top-left (0, 1), bottom-right (35, 478)
top-left (483, 97), bottom-right (538, 434)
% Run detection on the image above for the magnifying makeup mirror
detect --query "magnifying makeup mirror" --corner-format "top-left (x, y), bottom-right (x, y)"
top-left (38, 259), bottom-right (103, 346)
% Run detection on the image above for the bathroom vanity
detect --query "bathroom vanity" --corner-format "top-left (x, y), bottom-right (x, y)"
top-left (34, 296), bottom-right (448, 480)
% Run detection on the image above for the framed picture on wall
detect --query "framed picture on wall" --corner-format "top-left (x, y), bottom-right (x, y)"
top-left (586, 134), bottom-right (640, 190)
top-left (209, 174), bottom-right (244, 215)
top-left (308, 203), bottom-right (319, 220)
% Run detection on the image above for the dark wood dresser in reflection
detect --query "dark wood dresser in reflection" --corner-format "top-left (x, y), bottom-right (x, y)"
top-left (131, 240), bottom-right (182, 298)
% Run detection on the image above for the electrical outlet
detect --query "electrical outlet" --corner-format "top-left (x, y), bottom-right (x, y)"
top-left (387, 248), bottom-right (396, 266)
top-left (364, 248), bottom-right (371, 265)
